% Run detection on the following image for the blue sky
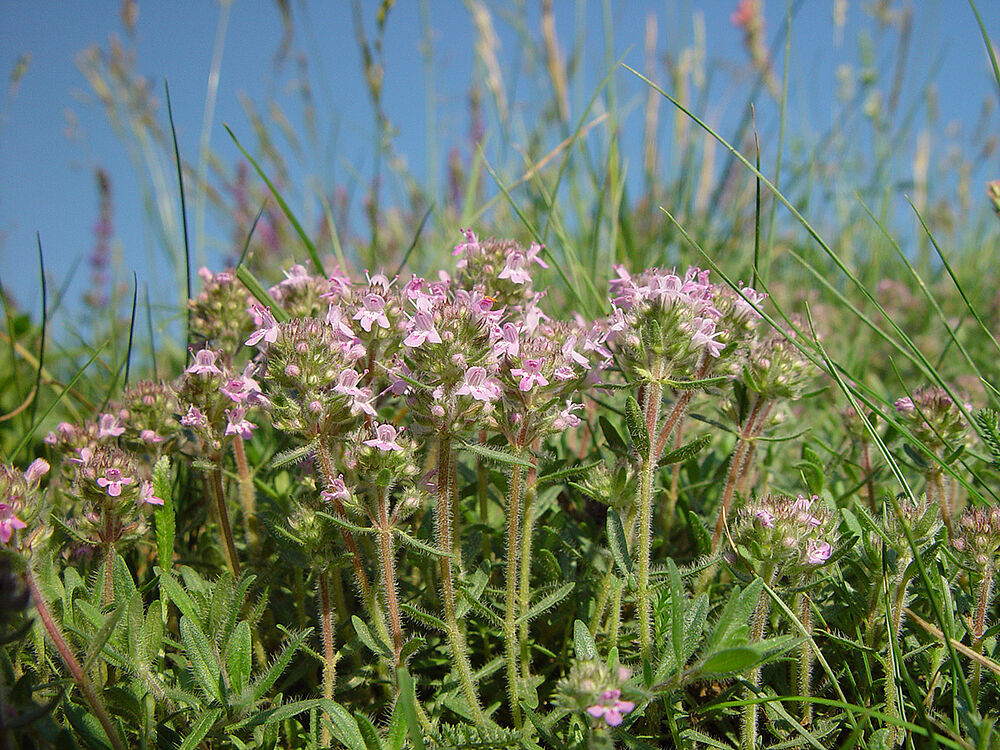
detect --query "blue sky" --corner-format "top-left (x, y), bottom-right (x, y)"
top-left (1, 1), bottom-right (998, 322)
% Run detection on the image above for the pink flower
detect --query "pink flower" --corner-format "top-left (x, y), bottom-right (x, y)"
top-left (690, 317), bottom-right (725, 358)
top-left (552, 400), bottom-right (583, 431)
top-left (140, 430), bottom-right (164, 444)
top-left (524, 242), bottom-right (549, 269)
top-left (805, 538), bottom-right (832, 565)
top-left (561, 335), bottom-right (590, 368)
top-left (364, 423), bottom-right (404, 452)
top-left (333, 369), bottom-right (377, 416)
top-left (323, 266), bottom-right (354, 299)
top-left (180, 406), bottom-right (207, 428)
top-left (353, 294), bottom-right (390, 332)
top-left (186, 348), bottom-right (222, 376)
top-left (452, 227), bottom-right (480, 268)
top-left (221, 365), bottom-right (264, 404)
top-left (493, 322), bottom-right (520, 358)
top-left (225, 407), bottom-right (257, 440)
top-left (894, 397), bottom-right (915, 413)
top-left (245, 305), bottom-right (280, 347)
top-left (754, 508), bottom-right (776, 528)
top-left (97, 468), bottom-right (133, 497)
top-left (498, 251), bottom-right (532, 284)
top-left (275, 264), bottom-right (311, 291)
top-left (325, 305), bottom-right (356, 339)
top-left (511, 358), bottom-right (549, 392)
top-left (321, 474), bottom-right (352, 504)
top-left (24, 458), bottom-right (50, 483)
top-left (138, 480), bottom-right (164, 506)
top-left (586, 689), bottom-right (635, 727)
top-left (455, 366), bottom-right (502, 402)
top-left (0, 503), bottom-right (27, 544)
top-left (404, 311), bottom-right (443, 347)
top-left (97, 414), bottom-right (125, 439)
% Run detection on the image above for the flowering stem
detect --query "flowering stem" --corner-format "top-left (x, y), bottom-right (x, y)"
top-left (504, 461), bottom-right (524, 728)
top-left (929, 470), bottom-right (954, 540)
top-left (102, 541), bottom-right (115, 609)
top-left (231, 436), bottom-right (258, 547)
top-left (436, 434), bottom-right (485, 723)
top-left (971, 564), bottom-right (994, 706)
top-left (517, 438), bottom-right (540, 680)
top-left (795, 592), bottom-right (814, 726)
top-left (315, 441), bottom-right (375, 613)
top-left (25, 567), bottom-right (128, 750)
top-left (636, 379), bottom-right (662, 678)
top-left (317, 573), bottom-right (337, 748)
top-left (712, 395), bottom-right (766, 554)
top-left (477, 428), bottom-right (492, 560)
top-left (884, 554), bottom-right (911, 747)
top-left (209, 462), bottom-right (241, 578)
top-left (376, 486), bottom-right (404, 668)
top-left (741, 563), bottom-right (776, 750)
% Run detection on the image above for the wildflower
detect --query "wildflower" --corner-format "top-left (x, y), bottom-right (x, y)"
top-left (221, 365), bottom-right (264, 404)
top-left (180, 405), bottom-right (207, 428)
top-left (245, 305), bottom-right (280, 347)
top-left (97, 467), bottom-right (133, 497)
top-left (587, 689), bottom-right (635, 728)
top-left (140, 429), bottom-right (164, 444)
top-left (333, 369), bottom-right (377, 416)
top-left (404, 311), bottom-right (443, 347)
top-left (561, 334), bottom-right (590, 367)
top-left (138, 480), bottom-right (164, 506)
top-left (494, 322), bottom-right (520, 358)
top-left (321, 474), bottom-right (352, 504)
top-left (24, 458), bottom-right (50, 483)
top-left (754, 508), bottom-right (776, 528)
top-left (45, 421), bottom-right (77, 445)
top-left (353, 293), bottom-right (390, 332)
top-left (364, 423), bottom-right (404, 452)
top-left (552, 400), bottom-right (584, 431)
top-left (805, 539), bottom-right (832, 564)
top-left (0, 503), bottom-right (26, 545)
top-left (325, 304), bottom-right (357, 339)
top-left (225, 407), bottom-right (257, 440)
top-left (690, 317), bottom-right (725, 358)
top-left (455, 366), bottom-right (502, 402)
top-left (97, 413), bottom-right (125, 439)
top-left (452, 227), bottom-right (480, 267)
top-left (186, 348), bottom-right (222, 376)
top-left (511, 358), bottom-right (549, 392)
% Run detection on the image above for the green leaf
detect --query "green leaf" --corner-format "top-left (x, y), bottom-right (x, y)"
top-left (574, 620), bottom-right (597, 661)
top-left (141, 599), bottom-right (163, 668)
top-left (625, 395), bottom-right (650, 457)
top-left (458, 440), bottom-right (535, 468)
top-left (667, 559), bottom-right (686, 670)
top-left (516, 582), bottom-right (575, 626)
top-left (686, 511), bottom-right (711, 555)
top-left (252, 628), bottom-right (312, 700)
top-left (177, 707), bottom-right (222, 750)
top-left (599, 415), bottom-right (629, 455)
top-left (660, 434), bottom-right (711, 466)
top-left (226, 621), bottom-right (252, 695)
top-left (537, 460), bottom-right (604, 486)
top-left (698, 646), bottom-right (760, 674)
top-left (316, 510), bottom-right (373, 537)
top-left (397, 668), bottom-right (427, 750)
top-left (159, 571), bottom-right (201, 626)
top-left (180, 615), bottom-right (222, 702)
top-left (607, 508), bottom-right (633, 576)
top-left (400, 603), bottom-right (447, 632)
top-left (352, 615), bottom-right (393, 659)
top-left (354, 711), bottom-right (384, 750)
top-left (394, 529), bottom-right (452, 559)
top-left (81, 596), bottom-right (128, 674)
top-left (235, 265), bottom-right (289, 322)
top-left (152, 455), bottom-right (174, 571)
top-left (662, 374), bottom-right (731, 390)
top-left (704, 579), bottom-right (761, 654)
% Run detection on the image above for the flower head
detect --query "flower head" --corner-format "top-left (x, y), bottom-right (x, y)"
top-left (96, 467), bottom-right (133, 497)
top-left (364, 423), bottom-right (404, 452)
top-left (587, 689), bottom-right (635, 727)
top-left (455, 366), bottom-right (502, 403)
top-left (245, 304), bottom-right (281, 347)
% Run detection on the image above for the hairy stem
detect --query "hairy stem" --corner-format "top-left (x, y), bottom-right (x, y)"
top-left (971, 565), bottom-right (994, 707)
top-left (518, 439), bottom-right (540, 681)
top-left (504, 462), bottom-right (524, 727)
top-left (318, 574), bottom-right (336, 747)
top-left (712, 396), bottom-right (766, 554)
top-left (210, 461), bottom-right (241, 578)
top-left (795, 592), bottom-right (814, 726)
top-left (376, 486), bottom-right (404, 669)
top-left (232, 435), bottom-right (258, 547)
top-left (929, 470), bottom-right (953, 540)
top-left (636, 380), bottom-right (663, 677)
top-left (102, 541), bottom-right (116, 609)
top-left (25, 567), bottom-right (128, 750)
top-left (741, 563), bottom-right (776, 750)
top-left (436, 434), bottom-right (485, 723)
